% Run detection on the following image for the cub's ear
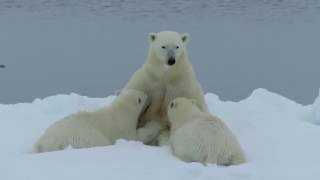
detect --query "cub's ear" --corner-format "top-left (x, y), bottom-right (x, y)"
top-left (181, 33), bottom-right (190, 43)
top-left (149, 32), bottom-right (157, 42)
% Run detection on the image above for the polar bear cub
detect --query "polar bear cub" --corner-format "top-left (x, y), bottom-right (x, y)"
top-left (168, 97), bottom-right (245, 165)
top-left (33, 89), bottom-right (149, 153)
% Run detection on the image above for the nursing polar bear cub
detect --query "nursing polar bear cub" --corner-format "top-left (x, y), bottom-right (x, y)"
top-left (33, 89), bottom-right (149, 153)
top-left (124, 31), bottom-right (208, 144)
top-left (168, 98), bottom-right (246, 165)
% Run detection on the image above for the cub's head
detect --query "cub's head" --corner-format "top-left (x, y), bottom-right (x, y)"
top-left (167, 97), bottom-right (199, 122)
top-left (118, 89), bottom-right (149, 112)
top-left (149, 31), bottom-right (189, 66)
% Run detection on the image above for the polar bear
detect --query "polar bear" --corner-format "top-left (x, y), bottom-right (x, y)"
top-left (33, 89), bottom-right (149, 153)
top-left (124, 31), bottom-right (208, 145)
top-left (168, 97), bottom-right (246, 165)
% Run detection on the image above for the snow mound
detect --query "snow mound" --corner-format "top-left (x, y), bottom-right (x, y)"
top-left (312, 89), bottom-right (320, 124)
top-left (1, 89), bottom-right (320, 180)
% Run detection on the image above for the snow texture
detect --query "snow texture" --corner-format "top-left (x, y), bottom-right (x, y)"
top-left (1, 89), bottom-right (320, 180)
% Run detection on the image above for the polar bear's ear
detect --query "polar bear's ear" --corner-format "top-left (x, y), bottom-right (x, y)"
top-left (114, 89), bottom-right (122, 96)
top-left (149, 33), bottom-right (157, 42)
top-left (181, 33), bottom-right (189, 43)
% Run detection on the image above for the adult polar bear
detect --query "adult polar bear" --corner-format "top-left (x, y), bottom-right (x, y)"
top-left (124, 31), bottom-right (208, 144)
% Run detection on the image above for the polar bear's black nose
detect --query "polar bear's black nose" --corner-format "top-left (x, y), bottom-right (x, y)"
top-left (167, 58), bottom-right (176, 66)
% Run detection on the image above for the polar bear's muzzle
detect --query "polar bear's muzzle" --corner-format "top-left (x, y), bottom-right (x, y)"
top-left (166, 49), bottom-right (176, 66)
top-left (167, 57), bottom-right (176, 66)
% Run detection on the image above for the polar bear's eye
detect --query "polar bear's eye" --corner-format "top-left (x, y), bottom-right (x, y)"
top-left (138, 98), bottom-right (142, 104)
top-left (161, 46), bottom-right (166, 49)
top-left (170, 102), bottom-right (174, 108)
top-left (176, 46), bottom-right (179, 49)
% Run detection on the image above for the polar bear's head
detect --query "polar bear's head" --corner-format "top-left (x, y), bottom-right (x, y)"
top-left (117, 89), bottom-right (150, 113)
top-left (168, 97), bottom-right (201, 124)
top-left (149, 31), bottom-right (189, 66)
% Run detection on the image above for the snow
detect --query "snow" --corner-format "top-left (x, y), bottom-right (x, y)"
top-left (1, 89), bottom-right (320, 180)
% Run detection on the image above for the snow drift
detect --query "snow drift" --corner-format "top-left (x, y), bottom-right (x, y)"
top-left (1, 88), bottom-right (320, 180)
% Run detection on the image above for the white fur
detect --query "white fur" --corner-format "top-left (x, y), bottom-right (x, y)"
top-left (168, 98), bottom-right (246, 165)
top-left (33, 89), bottom-right (149, 153)
top-left (124, 31), bottom-right (208, 145)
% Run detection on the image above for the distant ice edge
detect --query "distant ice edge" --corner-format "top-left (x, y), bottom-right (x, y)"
top-left (312, 89), bottom-right (320, 124)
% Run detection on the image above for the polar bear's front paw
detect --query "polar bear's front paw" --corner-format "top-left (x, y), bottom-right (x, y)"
top-left (156, 129), bottom-right (170, 146)
top-left (33, 141), bottom-right (65, 153)
top-left (137, 119), bottom-right (164, 144)
top-left (137, 127), bottom-right (158, 144)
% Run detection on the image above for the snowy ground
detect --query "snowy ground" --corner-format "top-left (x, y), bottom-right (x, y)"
top-left (1, 89), bottom-right (320, 180)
